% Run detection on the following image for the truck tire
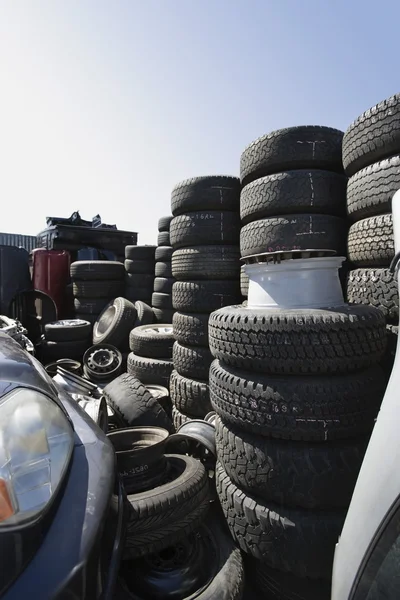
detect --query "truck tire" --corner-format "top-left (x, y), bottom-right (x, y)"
top-left (170, 212), bottom-right (240, 249)
top-left (70, 260), bottom-right (124, 281)
top-left (170, 370), bottom-right (211, 418)
top-left (172, 280), bottom-right (241, 313)
top-left (127, 352), bottom-right (174, 386)
top-left (347, 214), bottom-right (394, 267)
top-left (172, 312), bottom-right (209, 347)
top-left (346, 268), bottom-right (398, 321)
top-left (129, 324), bottom-right (174, 358)
top-left (173, 342), bottom-right (213, 380)
top-left (172, 246), bottom-right (240, 281)
top-left (171, 176), bottom-right (240, 216)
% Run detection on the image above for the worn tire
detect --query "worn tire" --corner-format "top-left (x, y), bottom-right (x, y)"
top-left (92, 297), bottom-right (137, 350)
top-left (75, 312), bottom-right (97, 326)
top-left (343, 92), bottom-right (400, 176)
top-left (103, 373), bottom-right (172, 430)
top-left (347, 214), bottom-right (394, 267)
top-left (124, 259), bottom-right (155, 275)
top-left (240, 214), bottom-right (347, 257)
top-left (157, 231), bottom-right (170, 246)
top-left (155, 246), bottom-right (173, 261)
top-left (133, 301), bottom-right (154, 326)
top-left (172, 405), bottom-right (193, 429)
top-left (209, 304), bottom-right (387, 375)
top-left (70, 260), bottom-right (124, 281)
top-left (44, 319), bottom-right (91, 342)
top-left (155, 261), bottom-right (172, 278)
top-left (240, 126), bottom-right (344, 186)
top-left (127, 352), bottom-right (174, 386)
top-left (125, 246), bottom-right (156, 261)
top-left (240, 266), bottom-right (248, 297)
top-left (129, 324), bottom-right (174, 358)
top-left (72, 279), bottom-right (124, 298)
top-left (171, 176), bottom-right (240, 216)
top-left (381, 324), bottom-right (398, 378)
top-left (152, 307), bottom-right (174, 323)
top-left (170, 370), bottom-right (211, 418)
top-left (173, 312), bottom-right (209, 347)
top-left (346, 268), bottom-right (398, 321)
top-left (74, 297), bottom-right (109, 315)
top-left (215, 416), bottom-right (368, 508)
top-left (210, 360), bottom-right (385, 441)
top-left (151, 292), bottom-right (173, 309)
top-left (172, 280), bottom-right (241, 313)
top-left (240, 170), bottom-right (347, 224)
top-left (170, 212), bottom-right (240, 249)
top-left (172, 246), bottom-right (240, 281)
top-left (158, 215), bottom-right (173, 232)
top-left (173, 342), bottom-right (213, 380)
top-left (153, 277), bottom-right (174, 294)
top-left (216, 462), bottom-right (345, 579)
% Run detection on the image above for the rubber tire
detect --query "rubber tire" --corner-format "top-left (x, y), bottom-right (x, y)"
top-left (155, 246), bottom-right (173, 261)
top-left (76, 313), bottom-right (97, 326)
top-left (346, 154), bottom-right (400, 221)
top-left (346, 268), bottom-right (398, 321)
top-left (171, 176), bottom-right (240, 216)
top-left (93, 297), bottom-right (137, 350)
top-left (155, 262), bottom-right (172, 277)
top-left (172, 405), bottom-right (193, 429)
top-left (170, 212), bottom-right (240, 249)
top-left (215, 416), bottom-right (368, 508)
top-left (172, 280), bottom-right (241, 313)
top-left (133, 301), bottom-right (154, 326)
top-left (240, 170), bottom-right (347, 224)
top-left (129, 324), bottom-right (174, 358)
top-left (240, 266), bottom-right (248, 297)
top-left (208, 304), bottom-right (387, 375)
top-left (173, 342), bottom-right (213, 380)
top-left (152, 307), bottom-right (174, 323)
top-left (173, 312), bottom-right (209, 347)
top-left (125, 246), bottom-right (156, 261)
top-left (381, 324), bottom-right (398, 378)
top-left (124, 259), bottom-right (155, 275)
top-left (158, 215), bottom-right (173, 232)
top-left (216, 462), bottom-right (345, 579)
top-left (70, 260), bottom-right (124, 281)
top-left (153, 277), bottom-right (175, 293)
top-left (44, 319), bottom-right (91, 342)
top-left (347, 214), bottom-right (394, 267)
top-left (343, 92), bottom-right (400, 176)
top-left (125, 288), bottom-right (152, 304)
top-left (127, 352), bottom-right (174, 386)
top-left (157, 231), bottom-right (170, 246)
top-left (240, 214), bottom-right (348, 257)
top-left (103, 373), bottom-right (172, 430)
top-left (72, 280), bottom-right (124, 299)
top-left (41, 338), bottom-right (89, 361)
top-left (172, 246), bottom-right (240, 281)
top-left (125, 273), bottom-right (154, 287)
top-left (170, 370), bottom-right (211, 418)
top-left (240, 126), bottom-right (344, 186)
top-left (151, 292), bottom-right (173, 309)
top-left (74, 297), bottom-right (109, 315)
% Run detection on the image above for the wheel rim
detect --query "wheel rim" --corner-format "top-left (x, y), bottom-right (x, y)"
top-left (143, 325), bottom-right (173, 335)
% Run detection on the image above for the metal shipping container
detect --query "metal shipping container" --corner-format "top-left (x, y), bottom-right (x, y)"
top-left (0, 232), bottom-right (38, 253)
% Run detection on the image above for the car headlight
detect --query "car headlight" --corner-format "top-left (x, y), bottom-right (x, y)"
top-left (0, 388), bottom-right (74, 526)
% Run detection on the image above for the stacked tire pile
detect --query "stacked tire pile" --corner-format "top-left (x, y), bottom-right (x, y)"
top-left (207, 129), bottom-right (389, 599)
top-left (71, 260), bottom-right (125, 325)
top-left (344, 92), bottom-right (400, 378)
top-left (41, 318), bottom-right (92, 362)
top-left (169, 176), bottom-right (242, 430)
top-left (152, 216), bottom-right (175, 323)
top-left (124, 245), bottom-right (156, 306)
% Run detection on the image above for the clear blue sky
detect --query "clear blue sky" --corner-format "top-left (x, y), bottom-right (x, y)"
top-left (0, 1), bottom-right (398, 244)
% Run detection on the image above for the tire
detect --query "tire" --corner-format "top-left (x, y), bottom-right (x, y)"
top-left (343, 92), bottom-right (400, 176)
top-left (347, 155), bottom-right (400, 221)
top-left (133, 301), bottom-right (154, 326)
top-left (209, 360), bottom-right (385, 441)
top-left (381, 324), bottom-right (398, 378)
top-left (76, 313), bottom-right (97, 326)
top-left (153, 307), bottom-right (174, 323)
top-left (170, 212), bottom-right (240, 249)
top-left (172, 246), bottom-right (240, 281)
top-left (171, 176), bottom-right (240, 216)
top-left (153, 277), bottom-right (175, 293)
top-left (170, 370), bottom-right (211, 418)
top-left (125, 273), bottom-right (154, 288)
top-left (215, 416), bottom-right (368, 508)
top-left (103, 373), bottom-right (172, 430)
top-left (173, 342), bottom-right (213, 380)
top-left (125, 245), bottom-right (156, 260)
top-left (157, 231), bottom-right (170, 246)
top-left (129, 324), bottom-right (174, 358)
top-left (93, 297), bottom-right (137, 350)
top-left (125, 288), bottom-right (153, 304)
top-left (346, 268), bottom-right (399, 321)
top-left (155, 246), bottom-right (173, 261)
top-left (240, 214), bottom-right (348, 257)
top-left (240, 170), bottom-right (347, 224)
top-left (172, 312), bottom-right (209, 347)
top-left (158, 215), bottom-right (173, 232)
top-left (172, 405), bottom-right (193, 429)
top-left (70, 260), bottom-right (124, 281)
top-left (208, 304), bottom-right (387, 375)
top-left (44, 319), bottom-right (91, 342)
top-left (124, 259), bottom-right (155, 275)
top-left (155, 262), bottom-right (172, 277)
top-left (72, 280), bottom-right (124, 298)
top-left (151, 292), bottom-right (173, 309)
top-left (74, 297), bottom-right (109, 315)
top-left (216, 462), bottom-right (345, 579)
top-left (347, 214), bottom-right (394, 267)
top-left (240, 266), bottom-right (248, 297)
top-left (172, 280), bottom-right (241, 313)
top-left (127, 352), bottom-right (174, 386)
top-left (240, 126), bottom-right (344, 186)
top-left (41, 338), bottom-right (90, 361)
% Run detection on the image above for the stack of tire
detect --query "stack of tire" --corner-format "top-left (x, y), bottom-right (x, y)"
top-left (152, 216), bottom-right (175, 323)
top-left (41, 318), bottom-right (92, 362)
top-left (169, 176), bottom-right (242, 430)
top-left (127, 323), bottom-right (175, 392)
top-left (124, 245), bottom-right (156, 306)
top-left (207, 129), bottom-right (389, 599)
top-left (71, 260), bottom-right (125, 326)
top-left (343, 93), bottom-right (400, 378)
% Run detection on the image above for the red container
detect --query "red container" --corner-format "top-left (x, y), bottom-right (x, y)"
top-left (32, 249), bottom-right (71, 318)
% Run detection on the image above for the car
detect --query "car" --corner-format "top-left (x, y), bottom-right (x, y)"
top-left (0, 331), bottom-right (125, 599)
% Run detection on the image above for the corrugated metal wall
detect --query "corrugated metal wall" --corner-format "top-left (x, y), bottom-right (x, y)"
top-left (0, 232), bottom-right (38, 253)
